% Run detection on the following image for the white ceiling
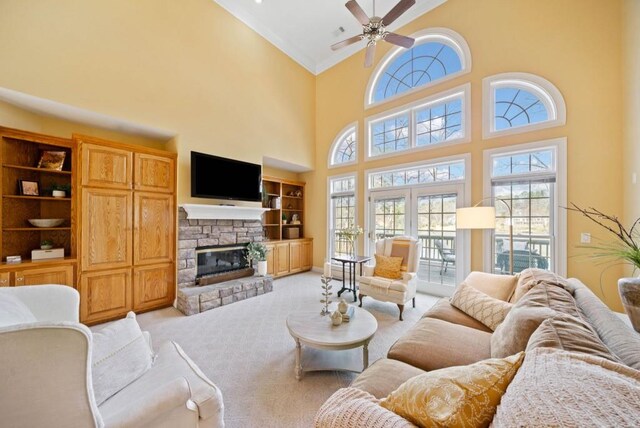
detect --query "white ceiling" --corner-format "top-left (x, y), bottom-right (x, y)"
top-left (214, 0), bottom-right (447, 74)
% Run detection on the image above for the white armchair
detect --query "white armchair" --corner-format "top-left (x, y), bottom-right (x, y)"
top-left (358, 236), bottom-right (421, 321)
top-left (0, 285), bottom-right (224, 428)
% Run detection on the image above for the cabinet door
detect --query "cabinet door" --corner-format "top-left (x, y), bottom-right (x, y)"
top-left (265, 244), bottom-right (276, 276)
top-left (82, 188), bottom-right (132, 271)
top-left (82, 143), bottom-right (132, 189)
top-left (133, 263), bottom-right (175, 311)
top-left (134, 192), bottom-right (174, 265)
top-left (14, 265), bottom-right (74, 287)
top-left (80, 268), bottom-right (132, 324)
top-left (289, 241), bottom-right (302, 273)
top-left (134, 153), bottom-right (175, 193)
top-left (275, 243), bottom-right (290, 276)
top-left (0, 272), bottom-right (9, 287)
top-left (301, 240), bottom-right (312, 270)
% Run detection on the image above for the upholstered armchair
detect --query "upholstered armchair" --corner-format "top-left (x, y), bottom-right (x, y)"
top-left (358, 236), bottom-right (422, 320)
top-left (0, 285), bottom-right (224, 428)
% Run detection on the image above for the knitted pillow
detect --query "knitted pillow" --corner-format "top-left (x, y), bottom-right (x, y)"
top-left (450, 282), bottom-right (513, 331)
top-left (374, 254), bottom-right (403, 280)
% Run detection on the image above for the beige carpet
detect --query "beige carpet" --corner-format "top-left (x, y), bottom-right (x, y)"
top-left (135, 272), bottom-right (439, 428)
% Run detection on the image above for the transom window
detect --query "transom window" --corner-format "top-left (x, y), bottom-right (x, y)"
top-left (329, 123), bottom-right (358, 167)
top-left (366, 84), bottom-right (470, 159)
top-left (366, 29), bottom-right (472, 107)
top-left (369, 160), bottom-right (465, 190)
top-left (328, 175), bottom-right (357, 258)
top-left (483, 73), bottom-right (566, 139)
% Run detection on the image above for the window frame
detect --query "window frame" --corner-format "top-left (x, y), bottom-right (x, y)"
top-left (482, 138), bottom-right (567, 276)
top-left (328, 122), bottom-right (358, 168)
top-left (327, 173), bottom-right (358, 260)
top-left (482, 73), bottom-right (567, 139)
top-left (365, 83), bottom-right (471, 161)
top-left (365, 28), bottom-right (472, 109)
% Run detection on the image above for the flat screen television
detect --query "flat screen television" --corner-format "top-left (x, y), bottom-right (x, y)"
top-left (191, 151), bottom-right (262, 202)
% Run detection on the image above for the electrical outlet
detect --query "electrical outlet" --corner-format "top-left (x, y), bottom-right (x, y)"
top-left (581, 233), bottom-right (591, 244)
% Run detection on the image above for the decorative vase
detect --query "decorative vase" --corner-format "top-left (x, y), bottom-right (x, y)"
top-left (618, 278), bottom-right (640, 332)
top-left (52, 190), bottom-right (66, 198)
top-left (338, 298), bottom-right (348, 314)
top-left (331, 310), bottom-right (343, 326)
top-left (257, 260), bottom-right (267, 276)
top-left (40, 244), bottom-right (53, 250)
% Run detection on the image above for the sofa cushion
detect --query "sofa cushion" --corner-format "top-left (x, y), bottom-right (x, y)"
top-left (380, 352), bottom-right (524, 428)
top-left (314, 387), bottom-right (416, 428)
top-left (492, 348), bottom-right (640, 428)
top-left (0, 293), bottom-right (36, 327)
top-left (350, 358), bottom-right (425, 399)
top-left (526, 315), bottom-right (620, 362)
top-left (422, 299), bottom-right (492, 332)
top-left (388, 317), bottom-right (492, 371)
top-left (517, 281), bottom-right (581, 317)
top-left (511, 268), bottom-right (570, 303)
top-left (92, 312), bottom-right (154, 405)
top-left (464, 271), bottom-right (517, 301)
top-left (374, 254), bottom-right (403, 280)
top-left (450, 282), bottom-right (513, 331)
top-left (491, 305), bottom-right (556, 358)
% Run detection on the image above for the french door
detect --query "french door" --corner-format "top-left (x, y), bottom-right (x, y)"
top-left (369, 184), bottom-right (466, 296)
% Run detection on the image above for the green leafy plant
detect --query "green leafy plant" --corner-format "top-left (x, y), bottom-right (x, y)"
top-left (246, 242), bottom-right (268, 263)
top-left (41, 239), bottom-right (53, 246)
top-left (567, 203), bottom-right (640, 272)
top-left (46, 183), bottom-right (71, 194)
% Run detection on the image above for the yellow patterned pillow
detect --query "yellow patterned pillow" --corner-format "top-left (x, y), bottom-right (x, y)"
top-left (380, 352), bottom-right (525, 428)
top-left (374, 254), bottom-right (403, 280)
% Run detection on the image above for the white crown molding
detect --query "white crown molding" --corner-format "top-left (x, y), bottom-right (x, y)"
top-left (182, 204), bottom-right (270, 220)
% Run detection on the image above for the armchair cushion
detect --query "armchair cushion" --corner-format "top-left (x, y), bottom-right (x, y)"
top-left (0, 293), bottom-right (36, 327)
top-left (92, 312), bottom-right (154, 405)
top-left (373, 254), bottom-right (403, 279)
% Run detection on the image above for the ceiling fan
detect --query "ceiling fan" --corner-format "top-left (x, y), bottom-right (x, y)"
top-left (331, 0), bottom-right (416, 68)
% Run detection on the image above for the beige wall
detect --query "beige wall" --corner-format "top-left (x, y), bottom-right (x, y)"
top-left (0, 0), bottom-right (316, 204)
top-left (303, 0), bottom-right (625, 310)
top-left (623, 0), bottom-right (640, 277)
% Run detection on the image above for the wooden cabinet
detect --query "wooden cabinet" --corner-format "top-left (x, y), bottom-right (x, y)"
top-left (133, 263), bottom-right (175, 311)
top-left (80, 268), bottom-right (132, 324)
top-left (134, 192), bottom-right (174, 265)
top-left (81, 142), bottom-right (132, 189)
top-left (275, 242), bottom-right (290, 276)
top-left (289, 241), bottom-right (302, 273)
top-left (265, 243), bottom-right (276, 276)
top-left (0, 272), bottom-right (9, 287)
top-left (14, 265), bottom-right (74, 287)
top-left (134, 153), bottom-right (174, 193)
top-left (301, 240), bottom-right (312, 270)
top-left (81, 188), bottom-right (132, 271)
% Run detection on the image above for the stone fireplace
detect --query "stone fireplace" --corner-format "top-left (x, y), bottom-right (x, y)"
top-left (195, 244), bottom-right (253, 285)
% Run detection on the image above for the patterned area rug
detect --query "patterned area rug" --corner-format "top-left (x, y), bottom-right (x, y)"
top-left (135, 272), bottom-right (439, 428)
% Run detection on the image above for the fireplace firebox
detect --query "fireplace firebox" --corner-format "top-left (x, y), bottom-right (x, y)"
top-left (196, 244), bottom-right (254, 286)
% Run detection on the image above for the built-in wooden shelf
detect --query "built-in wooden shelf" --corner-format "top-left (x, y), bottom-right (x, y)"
top-left (282, 209), bottom-right (302, 212)
top-left (3, 164), bottom-right (72, 175)
top-left (3, 195), bottom-right (71, 202)
top-left (3, 227), bottom-right (71, 232)
top-left (263, 224), bottom-right (280, 227)
top-left (282, 195), bottom-right (303, 199)
top-left (283, 224), bottom-right (302, 227)
top-left (265, 193), bottom-right (280, 197)
top-left (0, 256), bottom-right (77, 268)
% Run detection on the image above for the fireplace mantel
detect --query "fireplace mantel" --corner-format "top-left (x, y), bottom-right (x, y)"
top-left (181, 204), bottom-right (269, 220)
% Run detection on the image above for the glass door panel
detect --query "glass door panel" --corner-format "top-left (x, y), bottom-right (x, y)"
top-left (370, 190), bottom-right (410, 255)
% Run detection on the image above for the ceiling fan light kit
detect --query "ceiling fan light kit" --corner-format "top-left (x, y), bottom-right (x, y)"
top-left (331, 0), bottom-right (417, 67)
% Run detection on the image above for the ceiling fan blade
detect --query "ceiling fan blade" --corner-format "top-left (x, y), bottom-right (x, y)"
top-left (385, 32), bottom-right (415, 49)
top-left (365, 43), bottom-right (376, 68)
top-left (345, 0), bottom-right (370, 26)
top-left (382, 0), bottom-right (416, 26)
top-left (331, 35), bottom-right (364, 51)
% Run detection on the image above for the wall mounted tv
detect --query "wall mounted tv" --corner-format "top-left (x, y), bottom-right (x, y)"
top-left (191, 151), bottom-right (262, 202)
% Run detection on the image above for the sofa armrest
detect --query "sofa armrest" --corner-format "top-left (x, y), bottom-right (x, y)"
top-left (102, 377), bottom-right (196, 428)
top-left (363, 265), bottom-right (375, 277)
top-left (1, 285), bottom-right (79, 322)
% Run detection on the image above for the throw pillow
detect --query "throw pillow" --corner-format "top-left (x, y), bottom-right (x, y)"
top-left (491, 305), bottom-right (556, 358)
top-left (92, 312), bottom-right (154, 405)
top-left (0, 293), bottom-right (36, 327)
top-left (450, 282), bottom-right (513, 331)
top-left (511, 268), bottom-right (570, 303)
top-left (515, 281), bottom-right (581, 318)
top-left (374, 254), bottom-right (403, 280)
top-left (464, 271), bottom-right (518, 302)
top-left (526, 314), bottom-right (619, 362)
top-left (380, 352), bottom-right (525, 428)
top-left (390, 239), bottom-right (412, 272)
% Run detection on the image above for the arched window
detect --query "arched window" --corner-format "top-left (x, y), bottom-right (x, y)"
top-left (365, 28), bottom-right (472, 107)
top-left (483, 73), bottom-right (566, 138)
top-left (329, 123), bottom-right (358, 167)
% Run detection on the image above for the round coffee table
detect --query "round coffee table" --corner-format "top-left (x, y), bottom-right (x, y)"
top-left (286, 307), bottom-right (378, 380)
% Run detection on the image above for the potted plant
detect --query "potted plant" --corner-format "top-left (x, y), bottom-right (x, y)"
top-left (282, 213), bottom-right (288, 225)
top-left (568, 203), bottom-right (640, 332)
top-left (40, 239), bottom-right (53, 250)
top-left (246, 242), bottom-right (269, 276)
top-left (48, 183), bottom-right (71, 198)
top-left (336, 224), bottom-right (364, 258)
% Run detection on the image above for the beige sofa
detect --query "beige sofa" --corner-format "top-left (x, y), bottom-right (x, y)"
top-left (0, 285), bottom-right (224, 428)
top-left (316, 270), bottom-right (640, 426)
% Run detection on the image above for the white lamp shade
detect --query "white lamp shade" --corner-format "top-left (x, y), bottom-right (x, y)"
top-left (456, 206), bottom-right (496, 229)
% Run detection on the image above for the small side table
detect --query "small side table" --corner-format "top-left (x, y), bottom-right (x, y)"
top-left (331, 255), bottom-right (372, 302)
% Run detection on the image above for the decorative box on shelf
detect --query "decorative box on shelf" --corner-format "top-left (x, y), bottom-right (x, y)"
top-left (283, 228), bottom-right (300, 239)
top-left (32, 248), bottom-right (65, 261)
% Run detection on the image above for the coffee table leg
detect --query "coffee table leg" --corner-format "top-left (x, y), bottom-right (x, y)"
top-left (295, 338), bottom-right (303, 380)
top-left (363, 340), bottom-right (370, 369)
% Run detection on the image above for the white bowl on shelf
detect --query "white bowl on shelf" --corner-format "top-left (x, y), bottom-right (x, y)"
top-left (28, 218), bottom-right (65, 228)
